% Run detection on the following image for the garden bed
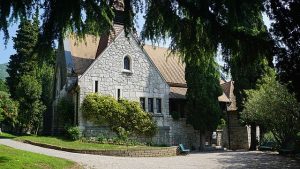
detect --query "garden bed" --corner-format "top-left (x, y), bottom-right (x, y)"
top-left (14, 135), bottom-right (178, 157)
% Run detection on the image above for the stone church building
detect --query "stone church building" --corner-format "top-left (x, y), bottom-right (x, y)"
top-left (52, 0), bottom-right (251, 150)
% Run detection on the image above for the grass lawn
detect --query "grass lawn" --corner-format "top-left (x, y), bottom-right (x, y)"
top-left (14, 135), bottom-right (158, 150)
top-left (0, 132), bottom-right (16, 139)
top-left (0, 145), bottom-right (79, 169)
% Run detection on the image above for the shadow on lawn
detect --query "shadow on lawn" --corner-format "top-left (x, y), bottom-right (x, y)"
top-left (0, 156), bottom-right (11, 163)
top-left (215, 151), bottom-right (300, 169)
top-left (0, 133), bottom-right (16, 139)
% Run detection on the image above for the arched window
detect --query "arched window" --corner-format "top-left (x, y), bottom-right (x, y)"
top-left (124, 56), bottom-right (130, 70)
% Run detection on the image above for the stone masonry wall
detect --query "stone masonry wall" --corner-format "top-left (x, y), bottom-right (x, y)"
top-left (227, 111), bottom-right (250, 150)
top-left (165, 117), bottom-right (200, 149)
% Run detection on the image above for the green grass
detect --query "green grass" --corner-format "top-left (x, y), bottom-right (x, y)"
top-left (0, 132), bottom-right (16, 139)
top-left (0, 145), bottom-right (79, 169)
top-left (15, 135), bottom-right (157, 150)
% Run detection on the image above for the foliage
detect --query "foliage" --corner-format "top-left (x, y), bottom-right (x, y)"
top-left (118, 99), bottom-right (157, 137)
top-left (170, 111), bottom-right (180, 121)
top-left (0, 91), bottom-right (18, 127)
top-left (260, 132), bottom-right (277, 145)
top-left (95, 134), bottom-right (144, 146)
top-left (57, 97), bottom-right (75, 126)
top-left (0, 63), bottom-right (8, 80)
top-left (6, 17), bottom-right (39, 99)
top-left (16, 75), bottom-right (46, 134)
top-left (217, 118), bottom-right (226, 130)
top-left (65, 126), bottom-right (81, 141)
top-left (266, 0), bottom-right (300, 102)
top-left (0, 79), bottom-right (8, 92)
top-left (241, 69), bottom-right (300, 148)
top-left (37, 62), bottom-right (55, 109)
top-left (81, 94), bottom-right (157, 138)
top-left (0, 145), bottom-right (76, 169)
top-left (81, 93), bottom-right (122, 125)
top-left (15, 135), bottom-right (155, 150)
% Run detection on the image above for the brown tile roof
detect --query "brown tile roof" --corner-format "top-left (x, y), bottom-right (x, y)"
top-left (95, 24), bottom-right (124, 58)
top-left (67, 35), bottom-right (100, 74)
top-left (143, 45), bottom-right (186, 86)
top-left (221, 81), bottom-right (237, 111)
top-left (170, 86), bottom-right (230, 102)
top-left (144, 45), bottom-right (231, 103)
top-left (170, 87), bottom-right (187, 99)
top-left (67, 24), bottom-right (124, 75)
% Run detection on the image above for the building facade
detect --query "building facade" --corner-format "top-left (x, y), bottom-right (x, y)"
top-left (52, 1), bottom-right (251, 149)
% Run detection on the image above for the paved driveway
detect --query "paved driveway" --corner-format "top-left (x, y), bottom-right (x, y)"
top-left (0, 139), bottom-right (299, 169)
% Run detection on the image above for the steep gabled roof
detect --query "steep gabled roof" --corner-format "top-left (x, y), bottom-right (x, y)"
top-left (221, 81), bottom-right (237, 111)
top-left (65, 35), bottom-right (100, 74)
top-left (65, 24), bottom-right (124, 75)
top-left (143, 45), bottom-right (186, 86)
top-left (144, 45), bottom-right (231, 103)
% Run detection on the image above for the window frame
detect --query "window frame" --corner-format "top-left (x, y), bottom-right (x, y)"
top-left (156, 98), bottom-right (162, 113)
top-left (140, 97), bottom-right (146, 111)
top-left (148, 98), bottom-right (154, 113)
top-left (94, 80), bottom-right (98, 93)
top-left (123, 55), bottom-right (131, 71)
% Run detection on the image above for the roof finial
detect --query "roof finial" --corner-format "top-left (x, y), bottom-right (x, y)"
top-left (113, 0), bottom-right (124, 11)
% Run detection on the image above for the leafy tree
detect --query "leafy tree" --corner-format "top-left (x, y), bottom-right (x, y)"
top-left (241, 69), bottom-right (300, 148)
top-left (0, 79), bottom-right (8, 92)
top-left (265, 0), bottom-right (300, 102)
top-left (0, 91), bottom-right (18, 128)
top-left (16, 75), bottom-right (46, 134)
top-left (81, 94), bottom-right (157, 138)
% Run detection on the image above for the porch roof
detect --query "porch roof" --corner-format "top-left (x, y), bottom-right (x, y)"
top-left (170, 87), bottom-right (231, 103)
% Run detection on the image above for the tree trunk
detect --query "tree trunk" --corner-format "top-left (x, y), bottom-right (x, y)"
top-left (199, 131), bottom-right (206, 151)
top-left (249, 124), bottom-right (257, 151)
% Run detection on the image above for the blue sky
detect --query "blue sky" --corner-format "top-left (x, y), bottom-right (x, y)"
top-left (0, 13), bottom-right (271, 64)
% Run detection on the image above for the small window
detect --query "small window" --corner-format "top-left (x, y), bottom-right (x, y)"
top-left (140, 97), bottom-right (145, 111)
top-left (156, 98), bottom-right (162, 113)
top-left (94, 81), bottom-right (98, 93)
top-left (124, 56), bottom-right (130, 70)
top-left (148, 98), bottom-right (153, 113)
top-left (117, 89), bottom-right (121, 100)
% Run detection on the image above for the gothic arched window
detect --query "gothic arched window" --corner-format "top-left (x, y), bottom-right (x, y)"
top-left (124, 56), bottom-right (131, 70)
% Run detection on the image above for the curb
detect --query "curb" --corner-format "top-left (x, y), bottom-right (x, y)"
top-left (20, 140), bottom-right (178, 157)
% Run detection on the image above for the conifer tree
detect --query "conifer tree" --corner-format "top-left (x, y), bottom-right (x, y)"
top-left (6, 17), bottom-right (39, 99)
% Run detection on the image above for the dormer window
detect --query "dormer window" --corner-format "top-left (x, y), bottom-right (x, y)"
top-left (124, 56), bottom-right (130, 70)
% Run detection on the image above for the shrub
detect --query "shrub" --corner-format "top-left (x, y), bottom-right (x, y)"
top-left (81, 94), bottom-right (157, 138)
top-left (81, 94), bottom-right (121, 125)
top-left (65, 126), bottom-right (80, 140)
top-left (171, 111), bottom-right (180, 120)
top-left (0, 91), bottom-right (18, 127)
top-left (217, 118), bottom-right (226, 130)
top-left (57, 97), bottom-right (74, 126)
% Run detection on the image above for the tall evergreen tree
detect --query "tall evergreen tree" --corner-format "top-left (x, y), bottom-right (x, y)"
top-left (266, 0), bottom-right (300, 101)
top-left (6, 13), bottom-right (52, 134)
top-left (6, 18), bottom-right (39, 99)
top-left (185, 53), bottom-right (222, 150)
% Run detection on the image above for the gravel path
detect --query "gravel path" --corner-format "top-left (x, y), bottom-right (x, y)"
top-left (0, 139), bottom-right (299, 169)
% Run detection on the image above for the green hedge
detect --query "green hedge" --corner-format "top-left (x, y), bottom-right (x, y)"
top-left (81, 94), bottom-right (157, 139)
